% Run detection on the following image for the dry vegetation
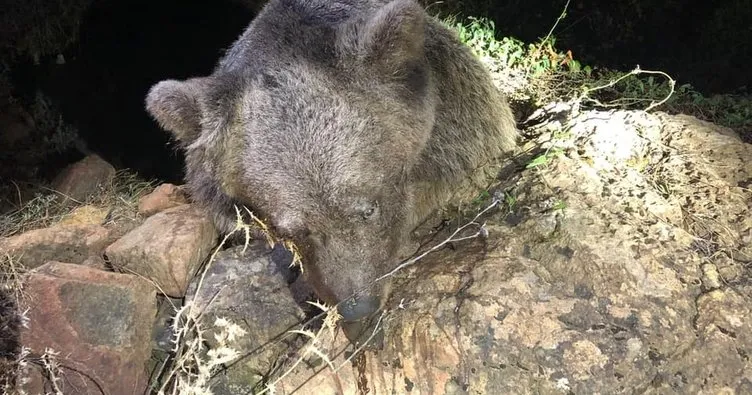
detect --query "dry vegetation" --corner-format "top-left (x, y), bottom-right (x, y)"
top-left (0, 170), bottom-right (156, 238)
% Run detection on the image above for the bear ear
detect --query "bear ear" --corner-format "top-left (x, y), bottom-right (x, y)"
top-left (145, 78), bottom-right (211, 144)
top-left (343, 0), bottom-right (426, 75)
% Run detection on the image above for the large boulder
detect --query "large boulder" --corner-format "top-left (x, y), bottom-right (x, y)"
top-left (19, 261), bottom-right (157, 395)
top-left (0, 222), bottom-right (111, 269)
top-left (251, 109), bottom-right (752, 394)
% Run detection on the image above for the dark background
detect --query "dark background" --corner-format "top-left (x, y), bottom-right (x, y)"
top-left (1, 0), bottom-right (750, 190)
top-left (425, 0), bottom-right (751, 96)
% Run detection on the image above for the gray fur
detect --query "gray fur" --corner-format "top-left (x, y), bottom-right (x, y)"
top-left (146, 0), bottom-right (517, 316)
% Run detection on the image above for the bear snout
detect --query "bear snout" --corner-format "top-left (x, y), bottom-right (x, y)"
top-left (337, 293), bottom-right (381, 322)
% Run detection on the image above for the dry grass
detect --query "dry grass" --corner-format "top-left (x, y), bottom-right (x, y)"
top-left (0, 169), bottom-right (157, 238)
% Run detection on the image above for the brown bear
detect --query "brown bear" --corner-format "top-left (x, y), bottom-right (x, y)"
top-left (145, 0), bottom-right (518, 346)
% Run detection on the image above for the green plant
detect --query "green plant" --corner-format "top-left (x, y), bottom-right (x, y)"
top-left (526, 147), bottom-right (565, 169)
top-left (667, 85), bottom-right (752, 136)
top-left (581, 67), bottom-right (677, 111)
top-left (441, 11), bottom-right (592, 106)
top-left (31, 91), bottom-right (80, 153)
top-left (587, 69), bottom-right (752, 139)
top-left (470, 189), bottom-right (491, 207)
top-left (503, 191), bottom-right (517, 211)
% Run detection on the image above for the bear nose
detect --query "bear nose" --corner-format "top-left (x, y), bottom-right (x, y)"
top-left (341, 316), bottom-right (385, 350)
top-left (337, 294), bottom-right (380, 322)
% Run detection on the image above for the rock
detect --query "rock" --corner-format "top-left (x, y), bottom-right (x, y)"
top-left (138, 183), bottom-right (189, 217)
top-left (105, 204), bottom-right (218, 297)
top-left (81, 254), bottom-right (109, 271)
top-left (253, 110), bottom-right (752, 394)
top-left (0, 223), bottom-right (111, 269)
top-left (650, 288), bottom-right (752, 394)
top-left (12, 108), bottom-right (749, 393)
top-left (184, 242), bottom-right (306, 393)
top-left (18, 261), bottom-right (157, 395)
top-left (701, 263), bottom-right (722, 290)
top-left (52, 154), bottom-right (116, 202)
top-left (146, 295), bottom-right (184, 392)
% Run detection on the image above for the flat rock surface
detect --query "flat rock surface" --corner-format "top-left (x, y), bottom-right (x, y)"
top-left (19, 261), bottom-right (157, 395)
top-left (0, 223), bottom-right (111, 269)
top-left (105, 204), bottom-right (218, 297)
top-left (258, 110), bottom-right (752, 394)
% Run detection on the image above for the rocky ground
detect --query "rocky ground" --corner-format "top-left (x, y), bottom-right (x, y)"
top-left (1, 106), bottom-right (751, 394)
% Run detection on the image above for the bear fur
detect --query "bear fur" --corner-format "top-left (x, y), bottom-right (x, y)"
top-left (145, 0), bottom-right (518, 331)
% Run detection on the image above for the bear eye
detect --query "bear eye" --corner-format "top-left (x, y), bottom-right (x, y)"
top-left (360, 202), bottom-right (378, 220)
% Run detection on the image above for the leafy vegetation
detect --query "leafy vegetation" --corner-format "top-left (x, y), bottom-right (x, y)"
top-left (442, 15), bottom-right (591, 106)
top-left (443, 11), bottom-right (752, 142)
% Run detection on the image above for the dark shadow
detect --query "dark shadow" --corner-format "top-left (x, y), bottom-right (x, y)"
top-left (10, 0), bottom-right (256, 184)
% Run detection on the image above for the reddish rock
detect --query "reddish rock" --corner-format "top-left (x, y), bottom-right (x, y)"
top-left (19, 261), bottom-right (157, 395)
top-left (52, 154), bottom-right (116, 201)
top-left (0, 223), bottom-right (111, 269)
top-left (105, 204), bottom-right (218, 297)
top-left (137, 183), bottom-right (189, 217)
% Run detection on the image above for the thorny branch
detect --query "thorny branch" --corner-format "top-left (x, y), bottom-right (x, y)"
top-left (373, 198), bottom-right (500, 284)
